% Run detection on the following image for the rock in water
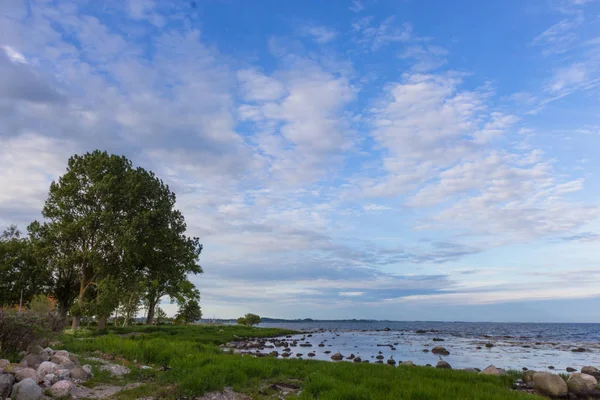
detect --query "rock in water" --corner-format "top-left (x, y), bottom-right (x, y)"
top-left (566, 367), bottom-right (576, 372)
top-left (480, 365), bottom-right (506, 376)
top-left (10, 378), bottom-right (43, 400)
top-left (0, 373), bottom-right (15, 399)
top-left (330, 352), bottom-right (343, 361)
top-left (436, 360), bottom-right (451, 369)
top-left (14, 368), bottom-right (37, 382)
top-left (567, 373), bottom-right (597, 396)
top-left (532, 372), bottom-right (568, 397)
top-left (48, 380), bottom-right (73, 398)
top-left (353, 357), bottom-right (361, 363)
top-left (431, 346), bottom-right (449, 356)
top-left (387, 359), bottom-right (396, 365)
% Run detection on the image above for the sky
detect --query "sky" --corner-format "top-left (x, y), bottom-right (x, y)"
top-left (1, 0), bottom-right (600, 323)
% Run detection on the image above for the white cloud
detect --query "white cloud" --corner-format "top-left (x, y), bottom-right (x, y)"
top-left (353, 16), bottom-right (412, 51)
top-left (349, 0), bottom-right (365, 13)
top-left (300, 25), bottom-right (338, 44)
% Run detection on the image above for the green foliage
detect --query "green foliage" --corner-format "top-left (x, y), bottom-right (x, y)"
top-left (174, 299), bottom-right (202, 324)
top-left (236, 313), bottom-right (261, 326)
top-left (154, 307), bottom-right (168, 324)
top-left (0, 225), bottom-right (49, 308)
top-left (59, 325), bottom-right (541, 400)
top-left (0, 308), bottom-right (64, 358)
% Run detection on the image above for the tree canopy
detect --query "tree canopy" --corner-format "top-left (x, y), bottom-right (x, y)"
top-left (1, 150), bottom-right (203, 330)
top-left (237, 313), bottom-right (261, 326)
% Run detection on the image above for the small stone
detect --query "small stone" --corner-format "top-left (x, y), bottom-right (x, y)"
top-left (375, 355), bottom-right (384, 360)
top-left (402, 361), bottom-right (415, 366)
top-left (566, 367), bottom-right (577, 372)
top-left (53, 369), bottom-right (70, 382)
top-left (269, 351), bottom-right (278, 357)
top-left (533, 372), bottom-right (568, 397)
top-left (81, 365), bottom-right (92, 376)
top-left (567, 373), bottom-right (597, 396)
top-left (353, 357), bottom-right (361, 363)
top-left (480, 365), bottom-right (506, 376)
top-left (547, 365), bottom-right (554, 370)
top-left (431, 346), bottom-right (450, 356)
top-left (10, 378), bottom-right (43, 400)
top-left (330, 352), bottom-right (343, 361)
top-left (14, 368), bottom-right (37, 382)
top-left (485, 343), bottom-right (494, 348)
top-left (69, 367), bottom-right (88, 380)
top-left (387, 359), bottom-right (396, 365)
top-left (346, 354), bottom-right (355, 360)
top-left (422, 349), bottom-right (429, 353)
top-left (48, 380), bottom-right (73, 398)
top-left (436, 360), bottom-right (451, 369)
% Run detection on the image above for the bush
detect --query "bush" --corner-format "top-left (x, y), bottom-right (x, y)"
top-left (0, 308), bottom-right (65, 358)
top-left (236, 313), bottom-right (261, 326)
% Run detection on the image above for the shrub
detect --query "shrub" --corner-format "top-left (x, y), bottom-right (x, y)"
top-left (0, 308), bottom-right (65, 358)
top-left (236, 313), bottom-right (261, 326)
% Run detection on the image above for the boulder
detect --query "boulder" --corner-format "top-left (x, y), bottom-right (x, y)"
top-left (10, 378), bottom-right (43, 400)
top-left (0, 360), bottom-right (10, 369)
top-left (43, 348), bottom-right (54, 357)
top-left (19, 355), bottom-right (42, 370)
top-left (523, 370), bottom-right (536, 383)
top-left (49, 356), bottom-right (69, 366)
top-left (14, 368), bottom-right (37, 383)
top-left (53, 369), bottom-right (70, 382)
top-left (52, 351), bottom-right (68, 359)
top-left (48, 380), bottom-right (73, 398)
top-left (330, 352), bottom-right (343, 361)
top-left (532, 372), bottom-right (568, 397)
top-left (431, 346), bottom-right (449, 356)
top-left (387, 359), bottom-right (396, 365)
top-left (353, 357), bottom-right (361, 363)
top-left (42, 373), bottom-right (55, 388)
top-left (36, 362), bottom-right (57, 381)
top-left (402, 361), bottom-right (415, 366)
top-left (436, 361), bottom-right (451, 369)
top-left (0, 373), bottom-right (15, 399)
top-left (581, 366), bottom-right (600, 379)
top-left (480, 365), bottom-right (506, 376)
top-left (69, 367), bottom-right (88, 381)
top-left (567, 373), bottom-right (597, 396)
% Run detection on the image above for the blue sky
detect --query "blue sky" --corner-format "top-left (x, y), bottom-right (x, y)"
top-left (1, 0), bottom-right (599, 322)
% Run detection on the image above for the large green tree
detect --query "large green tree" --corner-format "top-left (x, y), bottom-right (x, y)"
top-left (34, 150), bottom-right (203, 329)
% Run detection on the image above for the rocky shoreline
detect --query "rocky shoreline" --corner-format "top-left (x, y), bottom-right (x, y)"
top-left (222, 330), bottom-right (600, 399)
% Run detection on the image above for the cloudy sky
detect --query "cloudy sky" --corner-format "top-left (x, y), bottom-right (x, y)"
top-left (1, 0), bottom-right (600, 322)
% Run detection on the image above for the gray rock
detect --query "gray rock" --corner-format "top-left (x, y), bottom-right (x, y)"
top-left (0, 374), bottom-right (15, 399)
top-left (52, 351), bottom-right (68, 360)
top-left (53, 369), bottom-right (70, 382)
top-left (480, 365), bottom-right (506, 376)
top-left (10, 378), bottom-right (43, 400)
top-left (48, 380), bottom-right (73, 398)
top-left (36, 362), bottom-right (57, 381)
top-left (0, 360), bottom-right (10, 369)
top-left (567, 373), bottom-right (597, 396)
top-left (81, 365), bottom-right (92, 376)
top-left (43, 349), bottom-right (54, 357)
top-left (436, 360), bottom-right (451, 369)
top-left (431, 346), bottom-right (450, 356)
top-left (49, 356), bottom-right (69, 366)
top-left (566, 367), bottom-right (576, 372)
top-left (19, 355), bottom-right (41, 370)
top-left (330, 352), bottom-right (343, 361)
top-left (41, 374), bottom-right (55, 388)
top-left (581, 366), bottom-right (600, 378)
top-left (533, 372), bottom-right (568, 397)
top-left (14, 369), bottom-right (36, 383)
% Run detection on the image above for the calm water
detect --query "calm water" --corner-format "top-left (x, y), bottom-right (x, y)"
top-left (251, 321), bottom-right (600, 371)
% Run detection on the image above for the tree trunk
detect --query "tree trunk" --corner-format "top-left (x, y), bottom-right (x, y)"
top-left (146, 296), bottom-right (158, 325)
top-left (73, 265), bottom-right (94, 329)
top-left (97, 314), bottom-right (108, 331)
top-left (71, 315), bottom-right (81, 329)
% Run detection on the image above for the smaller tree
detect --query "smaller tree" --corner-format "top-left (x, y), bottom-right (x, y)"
top-left (237, 313), bottom-right (261, 326)
top-left (155, 307), bottom-right (167, 324)
top-left (174, 299), bottom-right (201, 324)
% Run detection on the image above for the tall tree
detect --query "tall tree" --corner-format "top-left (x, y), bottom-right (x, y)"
top-left (0, 225), bottom-right (48, 309)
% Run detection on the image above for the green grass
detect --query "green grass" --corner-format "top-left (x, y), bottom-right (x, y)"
top-left (59, 324), bottom-right (542, 400)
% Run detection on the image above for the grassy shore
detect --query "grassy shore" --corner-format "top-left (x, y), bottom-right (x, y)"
top-left (59, 324), bottom-right (542, 400)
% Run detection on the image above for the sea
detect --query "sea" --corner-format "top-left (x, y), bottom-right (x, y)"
top-left (251, 321), bottom-right (600, 371)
